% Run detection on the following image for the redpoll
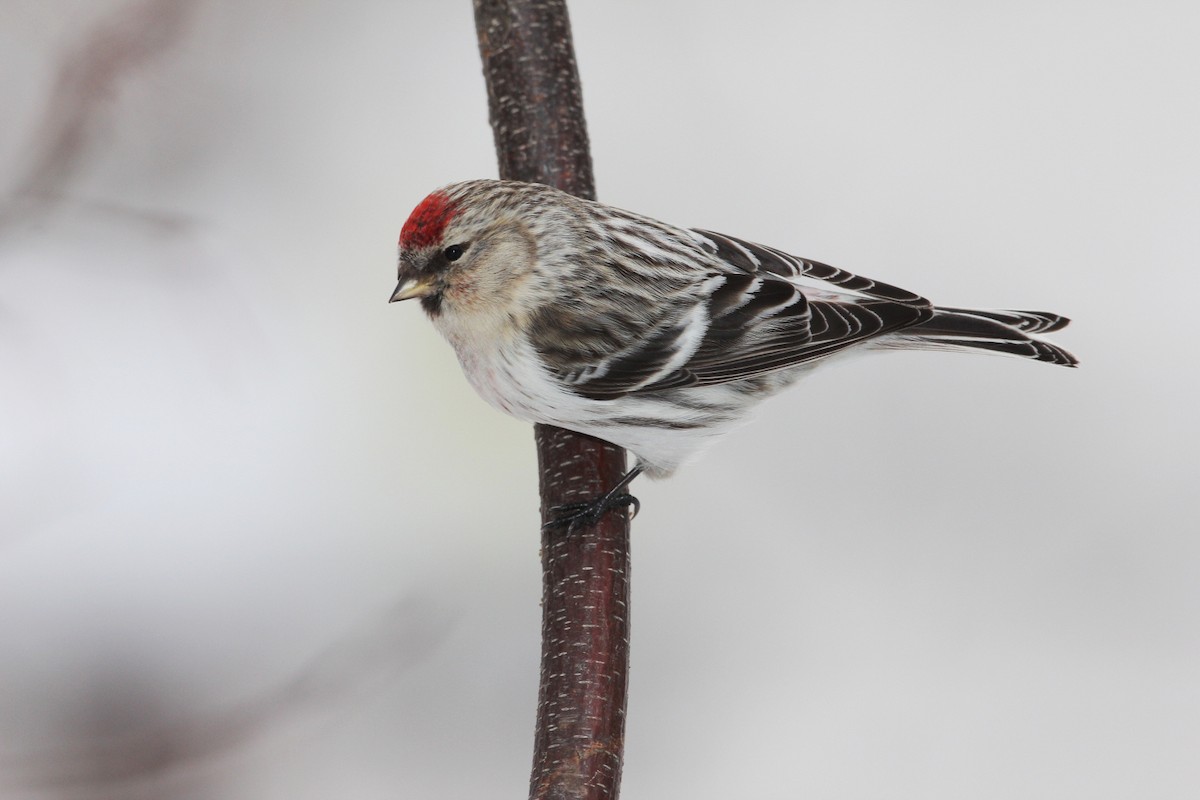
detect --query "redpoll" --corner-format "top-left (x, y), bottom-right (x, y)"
top-left (391, 180), bottom-right (1075, 521)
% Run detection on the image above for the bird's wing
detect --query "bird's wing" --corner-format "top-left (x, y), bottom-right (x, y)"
top-left (534, 230), bottom-right (933, 401)
top-left (640, 271), bottom-right (931, 393)
top-left (693, 230), bottom-right (932, 306)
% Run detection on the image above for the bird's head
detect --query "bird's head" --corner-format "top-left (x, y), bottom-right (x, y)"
top-left (391, 182), bottom-right (542, 334)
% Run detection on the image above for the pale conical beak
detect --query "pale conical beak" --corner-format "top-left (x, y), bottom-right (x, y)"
top-left (390, 274), bottom-right (436, 303)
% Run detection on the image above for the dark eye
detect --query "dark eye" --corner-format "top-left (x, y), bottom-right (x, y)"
top-left (443, 244), bottom-right (465, 262)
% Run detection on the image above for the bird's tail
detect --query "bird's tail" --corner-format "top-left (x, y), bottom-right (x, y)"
top-left (884, 307), bottom-right (1078, 367)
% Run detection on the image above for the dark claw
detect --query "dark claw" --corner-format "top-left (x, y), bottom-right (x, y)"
top-left (625, 493), bottom-right (641, 520)
top-left (542, 466), bottom-right (645, 531)
top-left (544, 492), bottom-right (640, 531)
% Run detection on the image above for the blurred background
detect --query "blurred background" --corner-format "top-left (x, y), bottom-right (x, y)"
top-left (2, 1), bottom-right (1197, 797)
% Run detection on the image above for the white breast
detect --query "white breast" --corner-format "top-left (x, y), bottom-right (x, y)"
top-left (449, 334), bottom-right (583, 425)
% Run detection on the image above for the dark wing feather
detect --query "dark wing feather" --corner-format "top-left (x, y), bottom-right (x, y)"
top-left (539, 228), bottom-right (934, 401)
top-left (554, 312), bottom-right (700, 400)
top-left (695, 230), bottom-right (932, 306)
top-left (641, 232), bottom-right (934, 390)
top-left (647, 284), bottom-right (929, 391)
top-left (932, 307), bottom-right (1071, 334)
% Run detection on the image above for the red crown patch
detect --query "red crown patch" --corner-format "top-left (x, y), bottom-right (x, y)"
top-left (400, 191), bottom-right (458, 249)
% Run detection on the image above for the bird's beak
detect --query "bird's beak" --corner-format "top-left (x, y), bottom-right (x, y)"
top-left (390, 273), bottom-right (436, 303)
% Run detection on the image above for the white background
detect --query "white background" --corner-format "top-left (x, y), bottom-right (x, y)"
top-left (2, 1), bottom-right (1197, 797)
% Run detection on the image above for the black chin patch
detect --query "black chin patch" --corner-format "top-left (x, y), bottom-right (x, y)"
top-left (420, 292), bottom-right (443, 317)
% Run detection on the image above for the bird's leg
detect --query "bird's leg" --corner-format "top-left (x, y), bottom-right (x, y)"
top-left (543, 465), bottom-right (645, 531)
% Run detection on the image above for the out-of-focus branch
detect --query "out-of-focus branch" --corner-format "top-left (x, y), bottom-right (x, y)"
top-left (0, 598), bottom-right (444, 794)
top-left (8, 0), bottom-right (198, 208)
top-left (473, 2), bottom-right (632, 798)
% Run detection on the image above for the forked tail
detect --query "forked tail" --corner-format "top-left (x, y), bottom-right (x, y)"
top-left (895, 307), bottom-right (1078, 367)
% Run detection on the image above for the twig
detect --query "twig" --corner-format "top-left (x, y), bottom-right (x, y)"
top-left (473, 2), bottom-right (631, 798)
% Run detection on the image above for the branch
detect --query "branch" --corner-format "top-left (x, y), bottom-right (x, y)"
top-left (473, 2), bottom-right (631, 798)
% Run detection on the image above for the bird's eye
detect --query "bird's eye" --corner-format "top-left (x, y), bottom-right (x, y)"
top-left (444, 244), bottom-right (466, 262)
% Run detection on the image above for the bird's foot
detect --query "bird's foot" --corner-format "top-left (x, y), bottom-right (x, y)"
top-left (542, 466), bottom-right (644, 531)
top-left (545, 492), bottom-right (640, 531)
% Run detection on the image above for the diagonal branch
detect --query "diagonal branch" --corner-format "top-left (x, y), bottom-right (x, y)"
top-left (473, 2), bottom-right (632, 798)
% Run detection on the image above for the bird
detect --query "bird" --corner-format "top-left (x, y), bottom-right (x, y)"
top-left (390, 179), bottom-right (1076, 527)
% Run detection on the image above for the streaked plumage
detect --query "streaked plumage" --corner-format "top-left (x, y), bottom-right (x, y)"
top-left (391, 179), bottom-right (1076, 479)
